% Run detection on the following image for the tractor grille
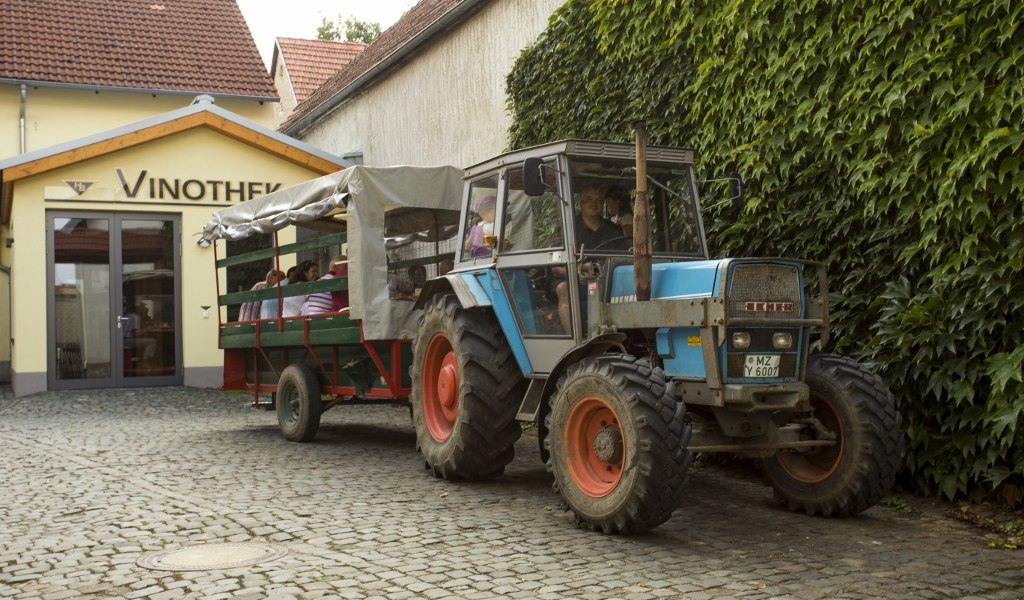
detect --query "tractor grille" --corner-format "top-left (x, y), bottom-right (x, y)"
top-left (727, 263), bottom-right (802, 320)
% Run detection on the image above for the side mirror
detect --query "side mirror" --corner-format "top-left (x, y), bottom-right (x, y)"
top-left (523, 157), bottom-right (546, 196)
top-left (728, 171), bottom-right (745, 211)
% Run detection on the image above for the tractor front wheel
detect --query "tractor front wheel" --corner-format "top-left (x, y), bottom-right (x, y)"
top-left (545, 354), bottom-right (692, 533)
top-left (411, 293), bottom-right (524, 479)
top-left (761, 354), bottom-right (903, 516)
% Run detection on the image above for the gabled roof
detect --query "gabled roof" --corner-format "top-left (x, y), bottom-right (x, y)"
top-left (0, 0), bottom-right (277, 99)
top-left (0, 96), bottom-right (347, 224)
top-left (280, 0), bottom-right (486, 136)
top-left (273, 38), bottom-right (367, 104)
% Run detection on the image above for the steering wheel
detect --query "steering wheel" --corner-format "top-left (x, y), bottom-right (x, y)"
top-left (589, 236), bottom-right (629, 251)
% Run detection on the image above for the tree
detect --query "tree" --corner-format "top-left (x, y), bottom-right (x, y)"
top-left (316, 15), bottom-right (381, 44)
top-left (315, 16), bottom-right (342, 41)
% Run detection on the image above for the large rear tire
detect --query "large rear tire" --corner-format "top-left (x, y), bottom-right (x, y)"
top-left (411, 293), bottom-right (524, 479)
top-left (545, 354), bottom-right (692, 534)
top-left (761, 354), bottom-right (903, 516)
top-left (276, 364), bottom-right (322, 442)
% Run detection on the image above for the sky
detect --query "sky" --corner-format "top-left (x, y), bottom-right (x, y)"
top-left (236, 0), bottom-right (417, 68)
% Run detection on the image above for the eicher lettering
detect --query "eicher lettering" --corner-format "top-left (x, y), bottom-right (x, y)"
top-left (744, 301), bottom-right (795, 312)
top-left (115, 169), bottom-right (282, 202)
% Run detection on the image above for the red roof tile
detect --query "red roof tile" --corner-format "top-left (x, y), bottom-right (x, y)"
top-left (280, 0), bottom-right (476, 133)
top-left (0, 0), bottom-right (277, 98)
top-left (276, 38), bottom-right (366, 103)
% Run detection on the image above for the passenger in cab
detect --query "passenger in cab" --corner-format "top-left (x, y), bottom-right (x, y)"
top-left (605, 185), bottom-right (634, 239)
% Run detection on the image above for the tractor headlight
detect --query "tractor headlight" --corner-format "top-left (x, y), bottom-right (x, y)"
top-left (772, 332), bottom-right (793, 349)
top-left (732, 331), bottom-right (751, 349)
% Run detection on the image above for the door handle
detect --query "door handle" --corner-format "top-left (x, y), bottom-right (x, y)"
top-left (116, 315), bottom-right (130, 329)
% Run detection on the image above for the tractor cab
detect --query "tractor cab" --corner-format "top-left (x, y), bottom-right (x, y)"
top-left (424, 140), bottom-right (711, 372)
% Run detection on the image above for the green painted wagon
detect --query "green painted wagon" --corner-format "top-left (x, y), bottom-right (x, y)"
top-left (200, 165), bottom-right (463, 441)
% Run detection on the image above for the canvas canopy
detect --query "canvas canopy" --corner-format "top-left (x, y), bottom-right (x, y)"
top-left (201, 165), bottom-right (465, 341)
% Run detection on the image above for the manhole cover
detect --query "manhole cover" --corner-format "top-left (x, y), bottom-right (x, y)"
top-left (137, 542), bottom-right (287, 571)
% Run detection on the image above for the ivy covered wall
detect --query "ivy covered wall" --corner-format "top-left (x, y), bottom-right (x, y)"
top-left (506, 0), bottom-right (1023, 504)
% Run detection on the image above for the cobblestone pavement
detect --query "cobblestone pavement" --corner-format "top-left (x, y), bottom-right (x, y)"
top-left (0, 386), bottom-right (1021, 600)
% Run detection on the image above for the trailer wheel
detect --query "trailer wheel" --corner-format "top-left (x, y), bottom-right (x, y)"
top-left (276, 364), bottom-right (322, 442)
top-left (761, 354), bottom-right (903, 516)
top-left (545, 354), bottom-right (691, 534)
top-left (411, 293), bottom-right (523, 480)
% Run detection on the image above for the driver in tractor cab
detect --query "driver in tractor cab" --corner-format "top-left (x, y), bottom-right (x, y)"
top-left (574, 184), bottom-right (623, 249)
top-left (552, 183), bottom-right (626, 333)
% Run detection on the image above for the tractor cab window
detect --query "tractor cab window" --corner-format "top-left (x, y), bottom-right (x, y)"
top-left (567, 158), bottom-right (705, 258)
top-left (502, 161), bottom-right (564, 253)
top-left (461, 176), bottom-right (500, 260)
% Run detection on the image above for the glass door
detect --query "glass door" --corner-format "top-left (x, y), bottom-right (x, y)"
top-left (47, 212), bottom-right (182, 389)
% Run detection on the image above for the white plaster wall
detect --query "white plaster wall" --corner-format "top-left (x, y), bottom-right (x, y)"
top-left (299, 0), bottom-right (563, 170)
top-left (272, 58), bottom-right (299, 128)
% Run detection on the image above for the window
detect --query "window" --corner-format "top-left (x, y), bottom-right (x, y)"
top-left (502, 161), bottom-right (564, 253)
top-left (461, 176), bottom-right (499, 260)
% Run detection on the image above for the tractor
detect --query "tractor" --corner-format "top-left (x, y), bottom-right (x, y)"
top-left (411, 129), bottom-right (903, 534)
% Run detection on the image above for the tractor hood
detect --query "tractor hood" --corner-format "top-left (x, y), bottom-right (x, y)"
top-left (609, 260), bottom-right (723, 301)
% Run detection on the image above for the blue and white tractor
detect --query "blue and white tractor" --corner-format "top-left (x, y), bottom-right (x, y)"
top-left (412, 132), bottom-right (903, 534)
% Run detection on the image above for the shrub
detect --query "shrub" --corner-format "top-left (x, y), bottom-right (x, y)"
top-left (506, 0), bottom-right (1024, 504)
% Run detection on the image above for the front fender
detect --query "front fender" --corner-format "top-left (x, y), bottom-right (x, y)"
top-left (528, 332), bottom-right (628, 463)
top-left (518, 332), bottom-right (628, 425)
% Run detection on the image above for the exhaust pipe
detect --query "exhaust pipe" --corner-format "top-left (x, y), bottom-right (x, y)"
top-left (632, 121), bottom-right (651, 302)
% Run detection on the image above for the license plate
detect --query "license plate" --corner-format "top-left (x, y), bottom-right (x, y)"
top-left (744, 354), bottom-right (780, 378)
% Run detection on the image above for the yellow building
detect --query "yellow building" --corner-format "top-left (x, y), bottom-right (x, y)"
top-left (0, 97), bottom-right (344, 396)
top-left (0, 1), bottom-right (346, 395)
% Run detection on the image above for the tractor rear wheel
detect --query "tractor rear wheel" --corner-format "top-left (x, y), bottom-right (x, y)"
top-left (545, 354), bottom-right (692, 533)
top-left (411, 293), bottom-right (524, 480)
top-left (761, 354), bottom-right (903, 516)
top-left (276, 364), bottom-right (322, 442)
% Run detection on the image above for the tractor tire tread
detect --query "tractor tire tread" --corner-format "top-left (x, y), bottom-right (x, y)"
top-left (763, 353), bottom-right (903, 517)
top-left (412, 294), bottom-right (523, 480)
top-left (545, 353), bottom-right (691, 534)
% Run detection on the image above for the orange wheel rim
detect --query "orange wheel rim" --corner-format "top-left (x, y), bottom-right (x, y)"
top-left (564, 395), bottom-right (624, 497)
top-left (422, 332), bottom-right (458, 442)
top-left (777, 395), bottom-right (844, 483)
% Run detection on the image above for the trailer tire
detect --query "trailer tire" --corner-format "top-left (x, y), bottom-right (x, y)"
top-left (412, 293), bottom-right (523, 480)
top-left (545, 354), bottom-right (691, 534)
top-left (761, 354), bottom-right (903, 516)
top-left (276, 364), bottom-right (322, 443)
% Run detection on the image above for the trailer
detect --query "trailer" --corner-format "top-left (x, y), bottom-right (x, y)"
top-left (200, 165), bottom-right (463, 440)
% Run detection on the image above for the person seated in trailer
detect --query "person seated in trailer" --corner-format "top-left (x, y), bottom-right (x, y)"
top-left (260, 265), bottom-right (296, 320)
top-left (303, 255), bottom-right (349, 315)
top-left (408, 264), bottom-right (427, 296)
top-left (281, 260), bottom-right (319, 317)
top-left (464, 195), bottom-right (497, 257)
top-left (239, 269), bottom-right (283, 321)
top-left (388, 271), bottom-right (416, 301)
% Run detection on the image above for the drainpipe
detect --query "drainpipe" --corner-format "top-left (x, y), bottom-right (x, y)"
top-left (19, 84), bottom-right (27, 153)
top-left (0, 263), bottom-right (9, 384)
